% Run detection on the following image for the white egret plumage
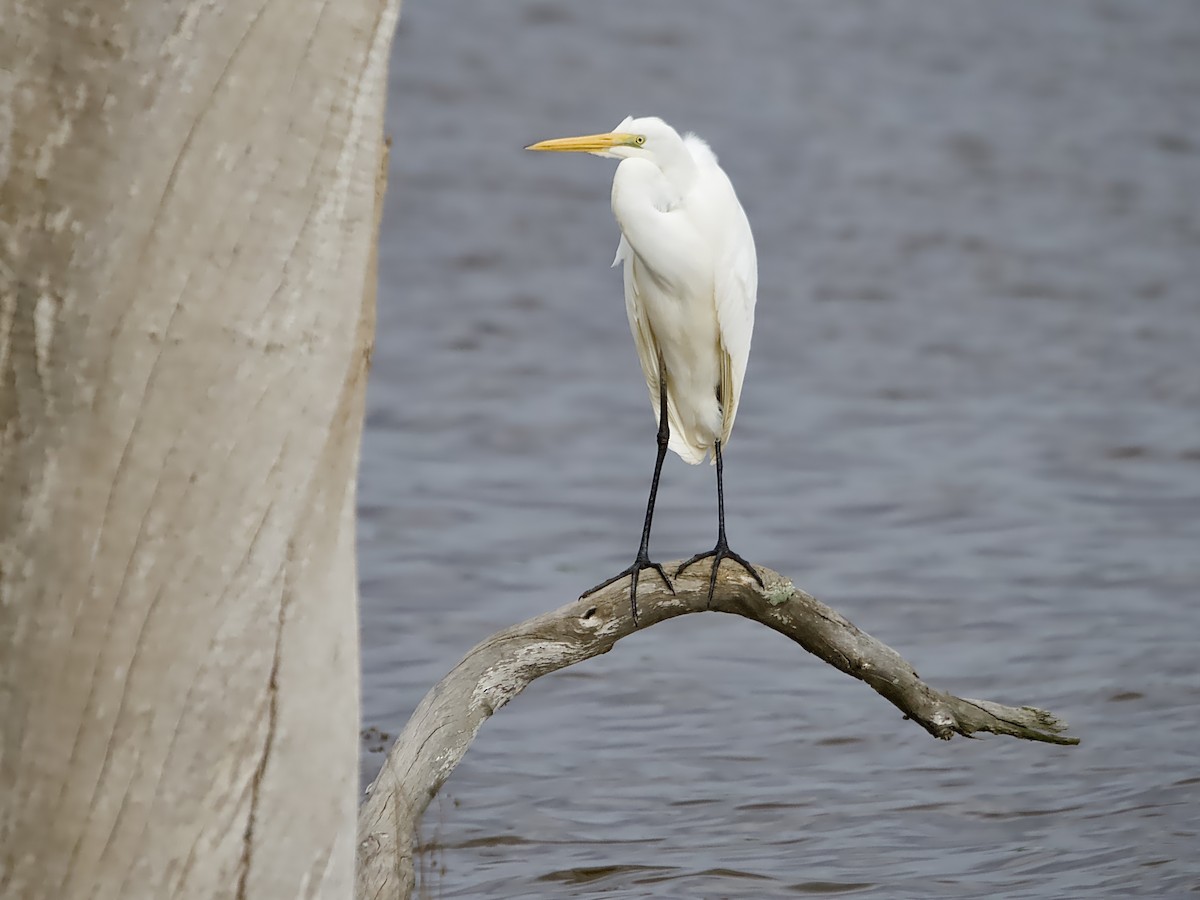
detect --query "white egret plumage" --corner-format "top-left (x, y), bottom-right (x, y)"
top-left (527, 116), bottom-right (763, 622)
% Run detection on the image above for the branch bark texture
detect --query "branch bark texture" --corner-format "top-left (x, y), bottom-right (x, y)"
top-left (357, 564), bottom-right (1077, 899)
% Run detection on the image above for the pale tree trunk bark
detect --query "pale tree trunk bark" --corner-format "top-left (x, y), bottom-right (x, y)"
top-left (0, 2), bottom-right (400, 898)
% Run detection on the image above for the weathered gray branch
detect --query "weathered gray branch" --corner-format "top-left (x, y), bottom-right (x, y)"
top-left (356, 563), bottom-right (1078, 899)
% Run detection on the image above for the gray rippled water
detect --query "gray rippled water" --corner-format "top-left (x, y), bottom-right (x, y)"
top-left (360, 2), bottom-right (1200, 896)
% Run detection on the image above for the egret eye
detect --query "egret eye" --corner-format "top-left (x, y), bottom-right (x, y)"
top-left (635, 135), bottom-right (646, 146)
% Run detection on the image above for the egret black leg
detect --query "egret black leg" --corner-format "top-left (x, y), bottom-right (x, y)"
top-left (675, 439), bottom-right (763, 606)
top-left (580, 373), bottom-right (674, 625)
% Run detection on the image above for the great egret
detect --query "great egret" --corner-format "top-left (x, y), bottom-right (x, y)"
top-left (528, 115), bottom-right (763, 623)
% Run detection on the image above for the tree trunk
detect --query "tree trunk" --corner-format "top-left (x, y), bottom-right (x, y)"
top-left (0, 2), bottom-right (400, 897)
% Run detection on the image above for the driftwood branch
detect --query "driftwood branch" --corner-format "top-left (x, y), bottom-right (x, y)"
top-left (356, 563), bottom-right (1078, 899)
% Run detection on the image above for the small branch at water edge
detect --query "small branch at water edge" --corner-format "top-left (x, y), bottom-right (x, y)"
top-left (356, 563), bottom-right (1078, 899)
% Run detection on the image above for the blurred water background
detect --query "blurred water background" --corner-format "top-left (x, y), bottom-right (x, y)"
top-left (359, 2), bottom-right (1200, 896)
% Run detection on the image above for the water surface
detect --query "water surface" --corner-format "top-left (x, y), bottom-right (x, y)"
top-left (361, 2), bottom-right (1200, 896)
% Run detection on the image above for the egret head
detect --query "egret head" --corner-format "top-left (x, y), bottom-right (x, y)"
top-left (526, 116), bottom-right (680, 161)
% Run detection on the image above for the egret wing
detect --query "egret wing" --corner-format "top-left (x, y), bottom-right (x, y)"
top-left (615, 236), bottom-right (662, 416)
top-left (714, 212), bottom-right (757, 446)
top-left (615, 236), bottom-right (689, 445)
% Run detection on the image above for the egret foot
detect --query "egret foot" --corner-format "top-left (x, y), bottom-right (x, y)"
top-left (676, 540), bottom-right (764, 608)
top-left (580, 554), bottom-right (673, 626)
